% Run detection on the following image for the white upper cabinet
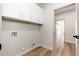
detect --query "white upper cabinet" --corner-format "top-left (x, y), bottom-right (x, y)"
top-left (3, 3), bottom-right (32, 19)
top-left (18, 3), bottom-right (32, 20)
top-left (2, 3), bottom-right (43, 24)
top-left (2, 3), bottom-right (21, 18)
top-left (31, 4), bottom-right (43, 23)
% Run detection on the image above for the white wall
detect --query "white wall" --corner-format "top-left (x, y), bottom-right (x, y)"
top-left (40, 4), bottom-right (55, 50)
top-left (40, 3), bottom-right (72, 50)
top-left (0, 18), bottom-right (41, 56)
top-left (55, 9), bottom-right (76, 43)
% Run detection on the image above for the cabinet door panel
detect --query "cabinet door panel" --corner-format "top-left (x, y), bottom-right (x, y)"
top-left (32, 4), bottom-right (39, 21)
top-left (37, 6), bottom-right (43, 23)
top-left (3, 3), bottom-right (32, 20)
top-left (3, 3), bottom-right (20, 18)
top-left (3, 3), bottom-right (43, 24)
top-left (31, 4), bottom-right (43, 23)
top-left (19, 4), bottom-right (32, 20)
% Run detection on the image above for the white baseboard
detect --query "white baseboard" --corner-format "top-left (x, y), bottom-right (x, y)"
top-left (16, 44), bottom-right (41, 56)
top-left (64, 40), bottom-right (75, 44)
top-left (16, 44), bottom-right (53, 56)
top-left (40, 44), bottom-right (53, 51)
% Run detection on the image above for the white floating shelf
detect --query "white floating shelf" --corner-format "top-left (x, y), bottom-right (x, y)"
top-left (2, 16), bottom-right (43, 25)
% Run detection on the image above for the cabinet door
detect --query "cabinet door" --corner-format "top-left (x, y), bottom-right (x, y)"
top-left (19, 3), bottom-right (32, 20)
top-left (2, 3), bottom-right (20, 18)
top-left (3, 3), bottom-right (32, 21)
top-left (32, 4), bottom-right (43, 23)
top-left (37, 6), bottom-right (43, 23)
top-left (2, 3), bottom-right (43, 24)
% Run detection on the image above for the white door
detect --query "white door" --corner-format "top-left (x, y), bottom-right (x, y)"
top-left (75, 3), bottom-right (79, 56)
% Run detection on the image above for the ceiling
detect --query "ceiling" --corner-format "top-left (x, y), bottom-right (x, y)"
top-left (37, 3), bottom-right (48, 8)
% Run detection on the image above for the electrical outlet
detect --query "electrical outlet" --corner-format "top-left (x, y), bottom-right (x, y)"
top-left (22, 48), bottom-right (25, 51)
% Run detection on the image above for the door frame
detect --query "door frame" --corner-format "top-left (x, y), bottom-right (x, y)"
top-left (53, 12), bottom-right (65, 53)
top-left (55, 19), bottom-right (65, 43)
top-left (75, 3), bottom-right (79, 56)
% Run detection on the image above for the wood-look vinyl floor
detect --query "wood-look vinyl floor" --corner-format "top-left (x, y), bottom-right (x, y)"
top-left (23, 43), bottom-right (75, 56)
top-left (23, 46), bottom-right (52, 56)
top-left (64, 42), bottom-right (75, 56)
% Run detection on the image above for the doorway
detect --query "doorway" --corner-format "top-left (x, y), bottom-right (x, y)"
top-left (54, 4), bottom-right (76, 56)
top-left (56, 20), bottom-right (64, 50)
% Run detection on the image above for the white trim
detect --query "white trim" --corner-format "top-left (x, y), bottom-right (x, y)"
top-left (16, 44), bottom-right (41, 56)
top-left (2, 16), bottom-right (43, 25)
top-left (40, 44), bottom-right (53, 51)
top-left (64, 40), bottom-right (75, 44)
top-left (16, 44), bottom-right (53, 56)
